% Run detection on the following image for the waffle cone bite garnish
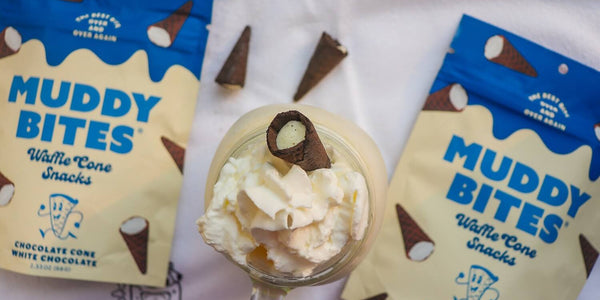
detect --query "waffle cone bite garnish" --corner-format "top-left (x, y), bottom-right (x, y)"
top-left (0, 171), bottom-right (15, 207)
top-left (423, 83), bottom-right (468, 112)
top-left (0, 26), bottom-right (22, 59)
top-left (161, 136), bottom-right (185, 174)
top-left (266, 110), bottom-right (330, 171)
top-left (485, 34), bottom-right (537, 77)
top-left (147, 1), bottom-right (193, 48)
top-left (120, 216), bottom-right (150, 274)
top-left (215, 26), bottom-right (251, 89)
top-left (395, 203), bottom-right (434, 262)
top-left (293, 32), bottom-right (348, 101)
top-left (579, 234), bottom-right (599, 278)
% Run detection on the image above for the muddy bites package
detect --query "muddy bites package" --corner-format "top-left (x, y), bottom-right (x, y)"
top-left (343, 15), bottom-right (600, 300)
top-left (0, 0), bottom-right (212, 286)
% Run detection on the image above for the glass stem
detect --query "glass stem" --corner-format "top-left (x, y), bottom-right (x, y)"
top-left (249, 280), bottom-right (287, 300)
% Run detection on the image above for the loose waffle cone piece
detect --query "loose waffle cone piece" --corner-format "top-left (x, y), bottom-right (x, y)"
top-left (293, 32), bottom-right (348, 101)
top-left (215, 26), bottom-right (251, 89)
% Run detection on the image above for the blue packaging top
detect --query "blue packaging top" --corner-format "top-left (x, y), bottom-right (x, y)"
top-left (433, 15), bottom-right (600, 180)
top-left (0, 0), bottom-right (213, 82)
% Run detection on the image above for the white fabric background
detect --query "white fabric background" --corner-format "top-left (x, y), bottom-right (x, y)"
top-left (1, 0), bottom-right (600, 299)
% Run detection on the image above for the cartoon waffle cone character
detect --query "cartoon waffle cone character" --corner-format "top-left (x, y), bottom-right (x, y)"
top-left (455, 265), bottom-right (499, 300)
top-left (395, 203), bottom-right (434, 261)
top-left (38, 194), bottom-right (83, 240)
top-left (147, 1), bottom-right (193, 48)
top-left (120, 216), bottom-right (149, 274)
top-left (579, 234), bottom-right (599, 278)
top-left (484, 35), bottom-right (537, 77)
top-left (423, 83), bottom-right (468, 112)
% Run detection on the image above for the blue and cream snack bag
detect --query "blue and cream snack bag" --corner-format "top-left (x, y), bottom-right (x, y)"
top-left (0, 0), bottom-right (212, 286)
top-left (343, 15), bottom-right (600, 300)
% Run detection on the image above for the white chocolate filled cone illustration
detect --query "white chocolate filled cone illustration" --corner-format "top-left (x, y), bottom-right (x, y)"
top-left (0, 26), bottom-right (22, 59)
top-left (423, 83), bottom-right (468, 112)
top-left (120, 216), bottom-right (149, 274)
top-left (161, 136), bottom-right (185, 174)
top-left (0, 171), bottom-right (14, 206)
top-left (396, 203), bottom-right (434, 262)
top-left (593, 123), bottom-right (600, 142)
top-left (485, 34), bottom-right (537, 77)
top-left (147, 1), bottom-right (193, 48)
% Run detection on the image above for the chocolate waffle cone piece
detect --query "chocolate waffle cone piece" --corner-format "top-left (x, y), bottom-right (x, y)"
top-left (161, 136), bottom-right (185, 174)
top-left (396, 203), bottom-right (434, 261)
top-left (120, 217), bottom-right (149, 274)
top-left (423, 83), bottom-right (468, 112)
top-left (147, 1), bottom-right (193, 48)
top-left (267, 110), bottom-right (330, 171)
top-left (363, 292), bottom-right (388, 300)
top-left (579, 234), bottom-right (599, 278)
top-left (293, 32), bottom-right (348, 101)
top-left (0, 26), bottom-right (22, 59)
top-left (215, 26), bottom-right (251, 89)
top-left (0, 171), bottom-right (15, 206)
top-left (484, 35), bottom-right (537, 77)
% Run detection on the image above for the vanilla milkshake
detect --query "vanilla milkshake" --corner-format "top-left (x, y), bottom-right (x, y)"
top-left (197, 104), bottom-right (387, 287)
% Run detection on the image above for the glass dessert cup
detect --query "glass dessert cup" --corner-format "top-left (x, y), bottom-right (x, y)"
top-left (203, 104), bottom-right (387, 299)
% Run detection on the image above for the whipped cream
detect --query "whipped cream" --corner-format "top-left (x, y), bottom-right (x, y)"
top-left (197, 142), bottom-right (369, 277)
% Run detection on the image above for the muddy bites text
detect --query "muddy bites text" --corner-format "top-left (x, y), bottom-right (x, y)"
top-left (444, 135), bottom-right (591, 244)
top-left (7, 75), bottom-right (161, 154)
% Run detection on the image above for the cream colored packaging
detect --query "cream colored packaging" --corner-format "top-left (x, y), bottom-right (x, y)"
top-left (0, 0), bottom-right (212, 286)
top-left (343, 15), bottom-right (600, 300)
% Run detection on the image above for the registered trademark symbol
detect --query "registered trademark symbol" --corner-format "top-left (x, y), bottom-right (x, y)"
top-left (138, 128), bottom-right (143, 134)
top-left (564, 221), bottom-right (569, 228)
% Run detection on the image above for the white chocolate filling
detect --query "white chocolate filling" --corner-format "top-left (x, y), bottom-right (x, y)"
top-left (484, 35), bottom-right (504, 60)
top-left (276, 121), bottom-right (306, 149)
top-left (449, 83), bottom-right (468, 111)
top-left (408, 241), bottom-right (435, 262)
top-left (120, 217), bottom-right (147, 235)
top-left (147, 26), bottom-right (172, 48)
top-left (0, 183), bottom-right (14, 206)
top-left (4, 26), bottom-right (21, 52)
